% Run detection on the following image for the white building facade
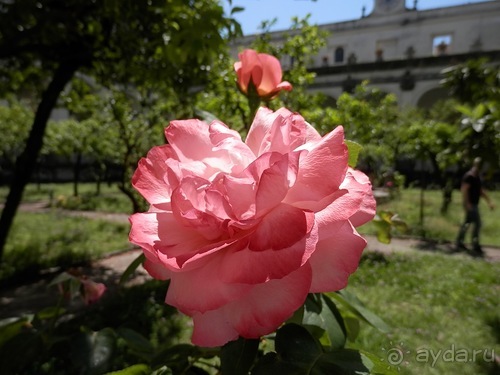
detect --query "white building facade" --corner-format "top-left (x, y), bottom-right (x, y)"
top-left (233, 0), bottom-right (500, 108)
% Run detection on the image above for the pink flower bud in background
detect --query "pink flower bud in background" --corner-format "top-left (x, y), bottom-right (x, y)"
top-left (234, 49), bottom-right (292, 99)
top-left (80, 278), bottom-right (106, 305)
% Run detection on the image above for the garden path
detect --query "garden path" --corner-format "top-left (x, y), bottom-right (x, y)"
top-left (1, 201), bottom-right (499, 319)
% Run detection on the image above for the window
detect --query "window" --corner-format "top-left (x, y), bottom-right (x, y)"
top-left (432, 35), bottom-right (452, 56)
top-left (376, 39), bottom-right (397, 61)
top-left (334, 47), bottom-right (344, 63)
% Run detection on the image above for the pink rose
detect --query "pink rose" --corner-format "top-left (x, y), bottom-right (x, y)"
top-left (80, 278), bottom-right (107, 305)
top-left (129, 107), bottom-right (376, 347)
top-left (234, 49), bottom-right (292, 99)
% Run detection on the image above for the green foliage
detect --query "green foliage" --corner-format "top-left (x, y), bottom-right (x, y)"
top-left (0, 183), bottom-right (132, 212)
top-left (0, 0), bottom-right (242, 260)
top-left (0, 0), bottom-right (237, 97)
top-left (45, 78), bottom-right (177, 211)
top-left (0, 100), bottom-right (33, 172)
top-left (360, 188), bottom-right (500, 247)
top-left (439, 59), bottom-right (500, 171)
top-left (220, 337), bottom-right (259, 375)
top-left (0, 279), bottom-right (188, 375)
top-left (252, 323), bottom-right (391, 375)
top-left (441, 58), bottom-right (499, 104)
top-left (52, 192), bottom-right (133, 213)
top-left (317, 83), bottom-right (408, 181)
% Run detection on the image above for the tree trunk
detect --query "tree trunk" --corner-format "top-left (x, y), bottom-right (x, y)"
top-left (118, 183), bottom-right (141, 214)
top-left (0, 62), bottom-right (79, 262)
top-left (73, 151), bottom-right (82, 197)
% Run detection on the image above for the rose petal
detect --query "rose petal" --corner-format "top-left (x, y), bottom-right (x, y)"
top-left (192, 309), bottom-right (239, 347)
top-left (255, 53), bottom-right (283, 96)
top-left (314, 171), bottom-right (375, 229)
top-left (209, 121), bottom-right (255, 172)
top-left (254, 153), bottom-right (298, 215)
top-left (143, 258), bottom-right (171, 280)
top-left (308, 221), bottom-right (366, 292)
top-left (132, 145), bottom-right (177, 205)
top-left (219, 204), bottom-right (317, 284)
top-left (167, 119), bottom-right (245, 178)
top-left (245, 108), bottom-right (316, 157)
top-left (341, 168), bottom-right (377, 227)
top-left (224, 263), bottom-right (312, 339)
top-left (190, 263), bottom-right (312, 347)
top-left (285, 126), bottom-right (348, 205)
top-left (166, 252), bottom-right (252, 315)
top-left (245, 107), bottom-right (285, 157)
top-left (130, 212), bottom-right (211, 270)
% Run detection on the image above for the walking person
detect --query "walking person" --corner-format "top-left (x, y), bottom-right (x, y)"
top-left (456, 157), bottom-right (495, 255)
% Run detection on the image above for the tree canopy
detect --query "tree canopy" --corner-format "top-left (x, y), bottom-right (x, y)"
top-left (0, 0), bottom-right (240, 260)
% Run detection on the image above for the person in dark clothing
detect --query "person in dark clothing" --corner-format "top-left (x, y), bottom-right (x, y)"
top-left (456, 158), bottom-right (495, 255)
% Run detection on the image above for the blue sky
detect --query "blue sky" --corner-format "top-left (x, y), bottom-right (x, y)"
top-left (223, 0), bottom-right (493, 35)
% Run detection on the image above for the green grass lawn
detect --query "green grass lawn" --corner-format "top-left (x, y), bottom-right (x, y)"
top-left (0, 211), bottom-right (132, 282)
top-left (0, 182), bottom-right (134, 213)
top-left (347, 251), bottom-right (500, 375)
top-left (360, 188), bottom-right (500, 248)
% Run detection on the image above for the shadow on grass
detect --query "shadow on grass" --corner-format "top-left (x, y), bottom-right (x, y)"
top-left (0, 245), bottom-right (93, 289)
top-left (360, 251), bottom-right (390, 265)
top-left (414, 238), bottom-right (490, 260)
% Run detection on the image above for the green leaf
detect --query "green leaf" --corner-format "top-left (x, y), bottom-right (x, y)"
top-left (117, 327), bottom-right (154, 360)
top-left (359, 350), bottom-right (400, 375)
top-left (378, 211), bottom-right (394, 222)
top-left (0, 331), bottom-right (44, 374)
top-left (71, 328), bottom-right (117, 375)
top-left (314, 349), bottom-right (374, 374)
top-left (119, 253), bottom-right (145, 285)
top-left (0, 317), bottom-right (31, 349)
top-left (372, 211), bottom-right (408, 244)
top-left (48, 271), bottom-right (77, 286)
top-left (303, 294), bottom-right (346, 349)
top-left (251, 324), bottom-right (375, 374)
top-left (231, 6), bottom-right (245, 15)
top-left (105, 364), bottom-right (151, 375)
top-left (329, 290), bottom-right (390, 333)
top-left (150, 367), bottom-right (173, 375)
top-left (35, 306), bottom-right (66, 321)
top-left (286, 304), bottom-right (304, 325)
top-left (151, 344), bottom-right (202, 372)
top-left (373, 218), bottom-right (392, 244)
top-left (390, 214), bottom-right (408, 233)
top-left (345, 140), bottom-right (363, 168)
top-left (274, 323), bottom-right (322, 365)
top-left (342, 315), bottom-right (361, 342)
top-left (220, 337), bottom-right (259, 375)
top-left (455, 104), bottom-right (473, 117)
top-left (472, 103), bottom-right (487, 119)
